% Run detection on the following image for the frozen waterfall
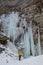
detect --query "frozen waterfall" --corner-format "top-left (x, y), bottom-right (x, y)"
top-left (1, 12), bottom-right (19, 43)
top-left (23, 28), bottom-right (30, 58)
top-left (0, 12), bottom-right (19, 58)
top-left (29, 21), bottom-right (35, 56)
top-left (0, 12), bottom-right (41, 59)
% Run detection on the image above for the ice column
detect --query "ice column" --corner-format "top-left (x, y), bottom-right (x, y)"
top-left (38, 28), bottom-right (41, 55)
top-left (23, 28), bottom-right (30, 58)
top-left (29, 21), bottom-right (35, 56)
top-left (8, 12), bottom-right (19, 43)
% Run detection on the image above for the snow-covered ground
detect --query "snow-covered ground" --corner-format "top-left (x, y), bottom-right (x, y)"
top-left (0, 12), bottom-right (43, 65)
top-left (0, 44), bottom-right (43, 65)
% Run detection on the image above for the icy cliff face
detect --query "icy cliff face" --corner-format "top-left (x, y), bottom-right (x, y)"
top-left (0, 12), bottom-right (41, 58)
top-left (0, 12), bottom-right (30, 58)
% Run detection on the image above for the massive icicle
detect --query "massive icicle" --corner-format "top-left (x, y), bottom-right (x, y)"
top-left (29, 21), bottom-right (35, 56)
top-left (8, 12), bottom-right (19, 43)
top-left (37, 28), bottom-right (41, 55)
top-left (23, 28), bottom-right (30, 58)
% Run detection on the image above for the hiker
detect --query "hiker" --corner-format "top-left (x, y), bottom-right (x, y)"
top-left (18, 50), bottom-right (23, 60)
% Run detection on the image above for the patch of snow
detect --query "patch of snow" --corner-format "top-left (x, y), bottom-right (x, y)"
top-left (0, 49), bottom-right (43, 65)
